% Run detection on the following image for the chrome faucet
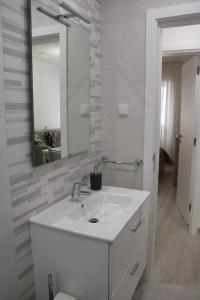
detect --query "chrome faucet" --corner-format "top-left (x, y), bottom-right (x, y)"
top-left (71, 182), bottom-right (91, 202)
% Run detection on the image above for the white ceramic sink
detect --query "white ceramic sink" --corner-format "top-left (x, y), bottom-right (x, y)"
top-left (30, 186), bottom-right (150, 241)
top-left (65, 192), bottom-right (132, 224)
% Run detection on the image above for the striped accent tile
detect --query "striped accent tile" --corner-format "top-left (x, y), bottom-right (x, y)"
top-left (0, 0), bottom-right (102, 299)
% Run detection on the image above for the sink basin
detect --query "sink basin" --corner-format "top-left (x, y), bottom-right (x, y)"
top-left (64, 192), bottom-right (132, 224)
top-left (30, 186), bottom-right (150, 241)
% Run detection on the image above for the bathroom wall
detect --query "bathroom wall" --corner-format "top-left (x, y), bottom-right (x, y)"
top-left (0, 0), bottom-right (101, 299)
top-left (101, 0), bottom-right (198, 189)
top-left (33, 56), bottom-right (60, 130)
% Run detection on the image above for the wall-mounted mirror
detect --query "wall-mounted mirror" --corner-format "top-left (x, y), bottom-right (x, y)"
top-left (28, 0), bottom-right (90, 167)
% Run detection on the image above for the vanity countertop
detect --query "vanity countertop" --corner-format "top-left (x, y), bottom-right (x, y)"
top-left (30, 186), bottom-right (150, 242)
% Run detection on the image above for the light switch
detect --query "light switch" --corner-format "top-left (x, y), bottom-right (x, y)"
top-left (118, 104), bottom-right (129, 117)
top-left (80, 104), bottom-right (90, 116)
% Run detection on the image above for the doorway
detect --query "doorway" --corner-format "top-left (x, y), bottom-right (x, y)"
top-left (143, 1), bottom-right (200, 282)
top-left (153, 53), bottom-right (200, 288)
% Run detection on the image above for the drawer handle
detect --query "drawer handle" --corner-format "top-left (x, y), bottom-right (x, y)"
top-left (130, 219), bottom-right (143, 232)
top-left (129, 262), bottom-right (140, 276)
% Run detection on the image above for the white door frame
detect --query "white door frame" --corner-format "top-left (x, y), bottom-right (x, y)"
top-left (143, 2), bottom-right (200, 278)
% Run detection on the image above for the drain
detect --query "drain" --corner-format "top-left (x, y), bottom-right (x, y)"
top-left (89, 218), bottom-right (99, 223)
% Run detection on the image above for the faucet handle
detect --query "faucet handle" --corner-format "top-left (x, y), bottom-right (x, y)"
top-left (73, 182), bottom-right (88, 190)
top-left (71, 182), bottom-right (90, 202)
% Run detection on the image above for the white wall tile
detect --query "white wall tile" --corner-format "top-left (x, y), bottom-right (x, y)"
top-left (102, 23), bottom-right (118, 70)
top-left (101, 0), bottom-right (194, 188)
top-left (0, 119), bottom-right (10, 198)
top-left (0, 0), bottom-right (102, 298)
top-left (0, 6), bottom-right (4, 120)
top-left (101, 0), bottom-right (194, 24)
top-left (0, 264), bottom-right (19, 300)
top-left (0, 195), bottom-right (16, 273)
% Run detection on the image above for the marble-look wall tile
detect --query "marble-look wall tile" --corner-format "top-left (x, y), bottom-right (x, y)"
top-left (101, 0), bottom-right (197, 24)
top-left (0, 0), bottom-right (101, 299)
top-left (0, 264), bottom-right (19, 300)
top-left (0, 111), bottom-right (19, 297)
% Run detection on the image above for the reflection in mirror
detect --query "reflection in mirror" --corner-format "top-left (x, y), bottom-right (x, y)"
top-left (68, 25), bottom-right (90, 155)
top-left (29, 0), bottom-right (90, 167)
top-left (32, 34), bottom-right (62, 165)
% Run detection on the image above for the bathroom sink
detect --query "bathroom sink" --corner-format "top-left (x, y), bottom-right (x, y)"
top-left (30, 186), bottom-right (150, 241)
top-left (64, 192), bottom-right (132, 224)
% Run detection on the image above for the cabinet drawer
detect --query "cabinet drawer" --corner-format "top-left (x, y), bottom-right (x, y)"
top-left (110, 238), bottom-right (147, 300)
top-left (109, 203), bottom-right (148, 294)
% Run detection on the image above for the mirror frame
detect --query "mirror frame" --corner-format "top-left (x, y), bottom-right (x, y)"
top-left (27, 0), bottom-right (36, 166)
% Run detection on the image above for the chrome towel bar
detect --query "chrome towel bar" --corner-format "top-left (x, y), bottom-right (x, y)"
top-left (102, 156), bottom-right (143, 167)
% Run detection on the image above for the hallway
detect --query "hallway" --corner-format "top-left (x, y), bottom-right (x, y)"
top-left (133, 171), bottom-right (200, 300)
top-left (153, 171), bottom-right (200, 288)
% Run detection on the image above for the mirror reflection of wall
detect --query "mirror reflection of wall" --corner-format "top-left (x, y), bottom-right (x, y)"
top-left (68, 25), bottom-right (90, 156)
top-left (32, 35), bottom-right (60, 131)
top-left (30, 0), bottom-right (91, 167)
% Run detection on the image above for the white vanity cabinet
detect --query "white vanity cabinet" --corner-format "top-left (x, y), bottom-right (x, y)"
top-left (31, 196), bottom-right (149, 300)
top-left (109, 205), bottom-right (148, 299)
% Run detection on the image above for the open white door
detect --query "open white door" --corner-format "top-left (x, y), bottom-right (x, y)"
top-left (176, 55), bottom-right (199, 225)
